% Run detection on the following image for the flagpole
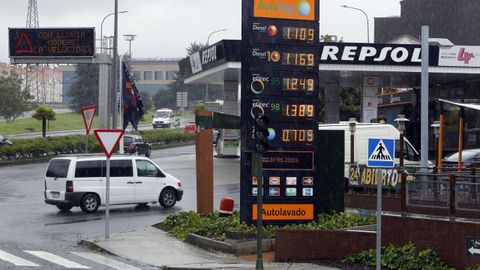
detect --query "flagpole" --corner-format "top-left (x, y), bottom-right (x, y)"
top-left (119, 60), bottom-right (124, 154)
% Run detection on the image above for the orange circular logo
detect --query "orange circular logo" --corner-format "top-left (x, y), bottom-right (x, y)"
top-left (270, 51), bottom-right (280, 62)
top-left (267, 25), bottom-right (277, 37)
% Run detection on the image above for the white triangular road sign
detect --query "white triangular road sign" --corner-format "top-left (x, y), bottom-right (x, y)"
top-left (94, 129), bottom-right (124, 158)
top-left (81, 105), bottom-right (96, 135)
top-left (368, 139), bottom-right (393, 161)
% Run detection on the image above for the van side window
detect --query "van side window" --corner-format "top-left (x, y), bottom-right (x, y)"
top-left (136, 160), bottom-right (165, 177)
top-left (46, 159), bottom-right (71, 178)
top-left (110, 160), bottom-right (133, 177)
top-left (75, 160), bottom-right (105, 178)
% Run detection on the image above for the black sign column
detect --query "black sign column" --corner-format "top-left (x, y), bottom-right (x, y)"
top-left (241, 0), bottom-right (320, 224)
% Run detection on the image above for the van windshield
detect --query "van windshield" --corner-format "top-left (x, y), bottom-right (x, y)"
top-left (46, 159), bottom-right (71, 178)
top-left (395, 140), bottom-right (420, 161)
top-left (154, 111), bottom-right (170, 118)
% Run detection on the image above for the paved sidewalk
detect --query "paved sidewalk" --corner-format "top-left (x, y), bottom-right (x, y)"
top-left (83, 226), bottom-right (340, 270)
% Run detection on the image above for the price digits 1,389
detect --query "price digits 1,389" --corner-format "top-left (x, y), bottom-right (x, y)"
top-left (283, 104), bottom-right (315, 117)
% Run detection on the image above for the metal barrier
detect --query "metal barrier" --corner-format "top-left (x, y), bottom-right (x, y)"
top-left (406, 174), bottom-right (449, 209)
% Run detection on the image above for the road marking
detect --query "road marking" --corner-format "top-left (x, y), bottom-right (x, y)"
top-left (24, 251), bottom-right (90, 269)
top-left (72, 252), bottom-right (142, 270)
top-left (0, 249), bottom-right (39, 267)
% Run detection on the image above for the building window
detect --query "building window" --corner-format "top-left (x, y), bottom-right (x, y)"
top-left (155, 71), bottom-right (164, 80)
top-left (166, 71), bottom-right (176, 80)
top-left (133, 71), bottom-right (142, 80)
top-left (144, 71), bottom-right (152, 80)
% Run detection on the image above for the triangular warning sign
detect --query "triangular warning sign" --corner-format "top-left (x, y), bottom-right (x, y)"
top-left (94, 129), bottom-right (124, 158)
top-left (368, 139), bottom-right (393, 161)
top-left (81, 105), bottom-right (96, 135)
top-left (15, 32), bottom-right (34, 53)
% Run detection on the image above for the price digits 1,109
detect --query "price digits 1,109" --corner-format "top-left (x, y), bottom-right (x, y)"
top-left (282, 27), bottom-right (315, 42)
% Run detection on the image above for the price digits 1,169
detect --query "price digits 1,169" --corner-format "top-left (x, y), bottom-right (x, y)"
top-left (282, 52), bottom-right (315, 67)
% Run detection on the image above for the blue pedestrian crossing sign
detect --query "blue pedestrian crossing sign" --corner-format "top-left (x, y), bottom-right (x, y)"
top-left (367, 138), bottom-right (395, 168)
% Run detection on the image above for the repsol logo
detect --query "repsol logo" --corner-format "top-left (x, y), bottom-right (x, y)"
top-left (201, 46), bottom-right (217, 65)
top-left (320, 44), bottom-right (424, 65)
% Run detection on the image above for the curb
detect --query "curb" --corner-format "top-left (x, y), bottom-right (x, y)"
top-left (77, 239), bottom-right (115, 255)
top-left (186, 233), bottom-right (275, 256)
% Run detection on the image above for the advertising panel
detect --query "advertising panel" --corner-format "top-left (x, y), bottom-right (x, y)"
top-left (252, 0), bottom-right (317, 21)
top-left (438, 46), bottom-right (480, 67)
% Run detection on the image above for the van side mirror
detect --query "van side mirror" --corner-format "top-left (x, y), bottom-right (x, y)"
top-left (152, 115), bottom-right (154, 118)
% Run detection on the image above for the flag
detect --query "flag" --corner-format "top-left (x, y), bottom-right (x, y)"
top-left (122, 62), bottom-right (144, 130)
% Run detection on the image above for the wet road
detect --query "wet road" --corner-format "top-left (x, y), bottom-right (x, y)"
top-left (0, 145), bottom-right (240, 269)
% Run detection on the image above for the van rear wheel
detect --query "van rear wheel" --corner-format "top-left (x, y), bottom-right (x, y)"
top-left (159, 189), bottom-right (177, 208)
top-left (80, 194), bottom-right (100, 214)
top-left (56, 204), bottom-right (73, 212)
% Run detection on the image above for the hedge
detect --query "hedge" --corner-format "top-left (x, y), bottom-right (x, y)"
top-left (0, 129), bottom-right (195, 160)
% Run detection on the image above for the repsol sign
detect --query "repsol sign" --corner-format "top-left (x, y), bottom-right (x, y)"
top-left (319, 43), bottom-right (439, 66)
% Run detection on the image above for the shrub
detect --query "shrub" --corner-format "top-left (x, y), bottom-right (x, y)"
top-left (344, 242), bottom-right (453, 270)
top-left (158, 211), bottom-right (375, 241)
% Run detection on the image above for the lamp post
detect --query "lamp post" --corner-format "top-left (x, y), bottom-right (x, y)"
top-left (204, 28), bottom-right (228, 102)
top-left (100, 10), bottom-right (127, 53)
top-left (348, 118), bottom-right (356, 193)
top-left (123, 34), bottom-right (137, 58)
top-left (394, 114), bottom-right (409, 215)
top-left (431, 121), bottom-right (440, 170)
top-left (340, 5), bottom-right (370, 43)
top-left (206, 28), bottom-right (228, 46)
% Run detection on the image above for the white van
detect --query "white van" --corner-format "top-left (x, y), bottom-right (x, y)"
top-left (318, 122), bottom-right (422, 182)
top-left (44, 155), bottom-right (183, 213)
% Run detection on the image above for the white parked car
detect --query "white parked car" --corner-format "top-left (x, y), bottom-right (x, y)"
top-left (44, 155), bottom-right (183, 213)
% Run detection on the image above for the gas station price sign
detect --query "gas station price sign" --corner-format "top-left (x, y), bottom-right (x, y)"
top-left (247, 70), bottom-right (319, 98)
top-left (247, 45), bottom-right (318, 71)
top-left (248, 18), bottom-right (319, 45)
top-left (241, 0), bottom-right (320, 224)
top-left (9, 28), bottom-right (95, 58)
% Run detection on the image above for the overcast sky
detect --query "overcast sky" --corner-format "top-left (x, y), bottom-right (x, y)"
top-left (0, 0), bottom-right (402, 63)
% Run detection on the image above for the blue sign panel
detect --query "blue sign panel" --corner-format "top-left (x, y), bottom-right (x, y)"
top-left (367, 138), bottom-right (395, 168)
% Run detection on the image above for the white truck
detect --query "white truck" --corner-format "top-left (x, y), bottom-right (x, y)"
top-left (152, 109), bottom-right (180, 128)
top-left (318, 122), bottom-right (424, 189)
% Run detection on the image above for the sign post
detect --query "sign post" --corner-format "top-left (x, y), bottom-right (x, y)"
top-left (81, 105), bottom-right (96, 153)
top-left (93, 129), bottom-right (124, 239)
top-left (367, 138), bottom-right (395, 270)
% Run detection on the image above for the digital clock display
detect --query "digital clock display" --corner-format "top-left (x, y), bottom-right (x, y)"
top-left (282, 78), bottom-right (315, 91)
top-left (282, 27), bottom-right (315, 42)
top-left (283, 104), bottom-right (315, 117)
top-left (282, 52), bottom-right (315, 66)
top-left (282, 129), bottom-right (314, 142)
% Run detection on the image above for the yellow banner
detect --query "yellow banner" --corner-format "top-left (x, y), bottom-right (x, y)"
top-left (252, 204), bottom-right (314, 220)
top-left (253, 0), bottom-right (316, 21)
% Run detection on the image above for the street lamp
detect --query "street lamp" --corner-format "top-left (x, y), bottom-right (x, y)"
top-left (100, 10), bottom-right (127, 53)
top-left (340, 5), bottom-right (370, 43)
top-left (123, 34), bottom-right (137, 58)
top-left (206, 28), bottom-right (228, 46)
top-left (431, 121), bottom-right (440, 169)
top-left (204, 29), bottom-right (228, 102)
top-left (394, 114), bottom-right (409, 215)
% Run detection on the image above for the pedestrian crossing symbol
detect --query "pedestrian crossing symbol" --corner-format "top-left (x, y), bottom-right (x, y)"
top-left (367, 138), bottom-right (395, 168)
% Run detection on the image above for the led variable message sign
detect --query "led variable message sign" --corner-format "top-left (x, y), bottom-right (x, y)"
top-left (241, 0), bottom-right (320, 224)
top-left (9, 28), bottom-right (95, 58)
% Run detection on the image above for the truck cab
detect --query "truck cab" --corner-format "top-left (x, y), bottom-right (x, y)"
top-left (152, 109), bottom-right (180, 128)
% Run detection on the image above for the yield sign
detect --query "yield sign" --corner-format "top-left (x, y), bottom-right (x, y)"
top-left (81, 105), bottom-right (96, 135)
top-left (94, 129), bottom-right (124, 158)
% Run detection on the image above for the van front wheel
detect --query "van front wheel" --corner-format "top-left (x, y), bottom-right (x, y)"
top-left (159, 189), bottom-right (176, 208)
top-left (80, 194), bottom-right (100, 214)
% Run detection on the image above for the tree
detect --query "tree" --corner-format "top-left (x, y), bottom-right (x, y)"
top-left (67, 64), bottom-right (99, 113)
top-left (139, 90), bottom-right (153, 112)
top-left (0, 70), bottom-right (32, 122)
top-left (32, 105), bottom-right (56, 137)
top-left (339, 87), bottom-right (361, 121)
top-left (186, 41), bottom-right (206, 55)
top-left (152, 88), bottom-right (176, 109)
